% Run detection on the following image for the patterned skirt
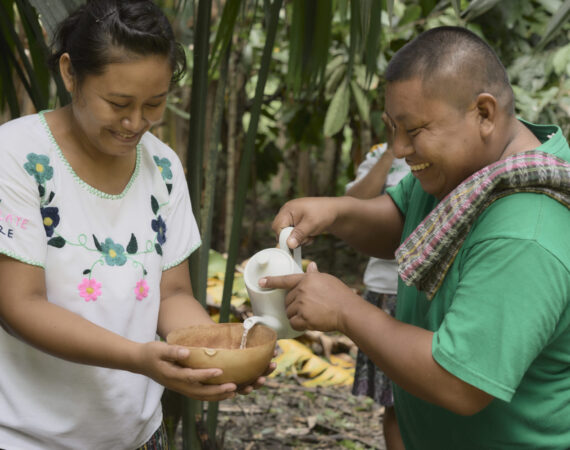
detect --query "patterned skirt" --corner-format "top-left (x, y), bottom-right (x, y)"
top-left (136, 422), bottom-right (170, 450)
top-left (351, 291), bottom-right (397, 407)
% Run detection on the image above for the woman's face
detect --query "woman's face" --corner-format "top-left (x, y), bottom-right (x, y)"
top-left (62, 53), bottom-right (173, 158)
top-left (384, 78), bottom-right (492, 200)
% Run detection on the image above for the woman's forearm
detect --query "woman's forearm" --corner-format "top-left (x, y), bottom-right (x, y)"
top-left (1, 294), bottom-right (142, 372)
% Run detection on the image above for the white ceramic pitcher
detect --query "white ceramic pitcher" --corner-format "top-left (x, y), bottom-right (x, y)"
top-left (243, 227), bottom-right (304, 339)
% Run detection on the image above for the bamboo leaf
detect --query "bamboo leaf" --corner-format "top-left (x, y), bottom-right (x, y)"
top-left (16, 0), bottom-right (51, 102)
top-left (0, 1), bottom-right (46, 109)
top-left (363, 0), bottom-right (382, 86)
top-left (287, 0), bottom-right (331, 93)
top-left (0, 34), bottom-right (20, 116)
top-left (219, 0), bottom-right (283, 325)
top-left (208, 0), bottom-right (242, 74)
top-left (323, 80), bottom-right (350, 137)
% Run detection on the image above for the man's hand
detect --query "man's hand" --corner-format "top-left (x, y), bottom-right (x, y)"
top-left (259, 262), bottom-right (362, 334)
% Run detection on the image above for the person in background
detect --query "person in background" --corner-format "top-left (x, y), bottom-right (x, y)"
top-left (0, 1), bottom-right (271, 449)
top-left (260, 26), bottom-right (570, 449)
top-left (345, 141), bottom-right (408, 450)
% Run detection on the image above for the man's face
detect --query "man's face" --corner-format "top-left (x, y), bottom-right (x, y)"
top-left (384, 78), bottom-right (489, 199)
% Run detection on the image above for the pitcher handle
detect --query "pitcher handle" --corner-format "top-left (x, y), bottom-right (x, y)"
top-left (278, 226), bottom-right (302, 270)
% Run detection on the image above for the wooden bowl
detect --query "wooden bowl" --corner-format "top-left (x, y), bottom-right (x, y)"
top-left (166, 323), bottom-right (276, 385)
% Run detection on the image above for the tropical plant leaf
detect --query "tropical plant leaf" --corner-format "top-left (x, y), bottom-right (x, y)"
top-left (461, 0), bottom-right (501, 21)
top-left (536, 0), bottom-right (570, 51)
top-left (323, 80), bottom-right (350, 137)
top-left (450, 0), bottom-right (461, 17)
top-left (350, 80), bottom-right (370, 124)
top-left (271, 339), bottom-right (355, 388)
top-left (27, 0), bottom-right (83, 40)
top-left (386, 0), bottom-right (394, 26)
top-left (301, 364), bottom-right (353, 388)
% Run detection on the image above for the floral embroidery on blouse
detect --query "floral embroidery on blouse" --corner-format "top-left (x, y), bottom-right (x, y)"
top-left (78, 278), bottom-right (102, 302)
top-left (41, 206), bottom-right (60, 237)
top-left (24, 153), bottom-right (53, 185)
top-left (153, 156), bottom-right (173, 181)
top-left (135, 279), bottom-right (149, 300)
top-left (23, 152), bottom-right (177, 302)
top-left (100, 238), bottom-right (128, 266)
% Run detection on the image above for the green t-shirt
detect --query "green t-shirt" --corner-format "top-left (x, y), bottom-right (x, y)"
top-left (386, 121), bottom-right (570, 450)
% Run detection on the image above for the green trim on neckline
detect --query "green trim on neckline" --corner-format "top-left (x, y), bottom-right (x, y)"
top-left (38, 110), bottom-right (141, 200)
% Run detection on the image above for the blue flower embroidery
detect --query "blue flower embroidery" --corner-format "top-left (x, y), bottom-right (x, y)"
top-left (41, 206), bottom-right (60, 237)
top-left (151, 215), bottom-right (167, 245)
top-left (100, 238), bottom-right (127, 266)
top-left (24, 153), bottom-right (54, 184)
top-left (153, 156), bottom-right (173, 181)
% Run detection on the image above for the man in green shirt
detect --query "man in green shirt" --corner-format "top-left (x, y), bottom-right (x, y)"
top-left (260, 26), bottom-right (570, 449)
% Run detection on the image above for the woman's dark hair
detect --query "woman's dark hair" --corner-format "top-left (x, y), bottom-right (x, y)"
top-left (48, 0), bottom-right (186, 85)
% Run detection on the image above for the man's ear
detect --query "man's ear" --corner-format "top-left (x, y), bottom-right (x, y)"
top-left (475, 93), bottom-right (497, 139)
top-left (59, 53), bottom-right (75, 94)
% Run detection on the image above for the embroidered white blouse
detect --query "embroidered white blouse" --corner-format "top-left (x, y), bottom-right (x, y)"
top-left (0, 112), bottom-right (200, 449)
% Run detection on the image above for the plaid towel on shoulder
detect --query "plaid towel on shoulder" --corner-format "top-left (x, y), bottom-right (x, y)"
top-left (395, 151), bottom-right (570, 300)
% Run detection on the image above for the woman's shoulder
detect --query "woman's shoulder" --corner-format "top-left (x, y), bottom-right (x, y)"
top-left (0, 113), bottom-right (52, 169)
top-left (0, 113), bottom-right (44, 139)
top-left (140, 131), bottom-right (185, 172)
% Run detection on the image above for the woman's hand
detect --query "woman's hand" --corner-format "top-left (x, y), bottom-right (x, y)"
top-left (235, 359), bottom-right (277, 395)
top-left (134, 340), bottom-right (238, 402)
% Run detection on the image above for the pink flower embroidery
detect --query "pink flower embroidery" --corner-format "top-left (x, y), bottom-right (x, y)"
top-left (135, 279), bottom-right (149, 300)
top-left (78, 278), bottom-right (102, 302)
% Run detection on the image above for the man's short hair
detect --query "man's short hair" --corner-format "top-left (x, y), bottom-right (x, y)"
top-left (386, 26), bottom-right (514, 113)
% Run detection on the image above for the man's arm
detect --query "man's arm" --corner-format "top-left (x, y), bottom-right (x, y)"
top-left (273, 194), bottom-right (405, 260)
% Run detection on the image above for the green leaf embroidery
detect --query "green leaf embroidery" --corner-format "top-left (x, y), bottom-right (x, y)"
top-left (38, 184), bottom-right (45, 198)
top-left (48, 236), bottom-right (65, 248)
top-left (83, 269), bottom-right (91, 275)
top-left (151, 195), bottom-right (159, 215)
top-left (127, 233), bottom-right (138, 254)
top-left (155, 243), bottom-right (163, 256)
top-left (93, 235), bottom-right (102, 251)
top-left (166, 184), bottom-right (172, 194)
